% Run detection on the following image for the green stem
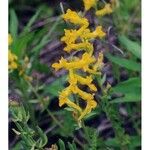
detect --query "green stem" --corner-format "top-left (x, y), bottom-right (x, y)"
top-left (27, 81), bottom-right (64, 130)
top-left (20, 79), bottom-right (37, 128)
top-left (73, 136), bottom-right (84, 149)
top-left (101, 95), bottom-right (129, 150)
top-left (46, 109), bottom-right (64, 129)
top-left (82, 121), bottom-right (91, 145)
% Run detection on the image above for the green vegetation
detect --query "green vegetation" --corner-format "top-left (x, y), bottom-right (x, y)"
top-left (9, 0), bottom-right (141, 149)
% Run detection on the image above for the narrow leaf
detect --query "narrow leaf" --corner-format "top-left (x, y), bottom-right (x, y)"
top-left (58, 139), bottom-right (65, 150)
top-left (10, 9), bottom-right (18, 39)
top-left (106, 53), bottom-right (141, 71)
top-left (119, 35), bottom-right (141, 59)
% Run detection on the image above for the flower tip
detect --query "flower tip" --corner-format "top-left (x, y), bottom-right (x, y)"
top-left (52, 63), bottom-right (60, 71)
top-left (8, 34), bottom-right (13, 45)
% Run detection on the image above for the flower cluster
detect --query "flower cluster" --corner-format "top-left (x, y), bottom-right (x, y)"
top-left (52, 8), bottom-right (105, 121)
top-left (83, 0), bottom-right (97, 11)
top-left (82, 0), bottom-right (113, 16)
top-left (8, 34), bottom-right (32, 81)
top-left (96, 3), bottom-right (113, 16)
top-left (9, 34), bottom-right (18, 70)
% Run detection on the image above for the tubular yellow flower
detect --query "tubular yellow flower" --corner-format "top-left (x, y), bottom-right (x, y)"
top-left (68, 69), bottom-right (77, 85)
top-left (64, 42), bottom-right (94, 52)
top-left (74, 86), bottom-right (94, 101)
top-left (96, 3), bottom-right (113, 16)
top-left (52, 7), bottom-right (107, 121)
top-left (92, 26), bottom-right (106, 38)
top-left (80, 26), bottom-right (106, 39)
top-left (62, 9), bottom-right (89, 27)
top-left (78, 100), bottom-right (97, 120)
top-left (83, 0), bottom-right (97, 11)
top-left (52, 53), bottom-right (96, 71)
top-left (61, 29), bottom-right (79, 45)
top-left (75, 75), bottom-right (97, 91)
top-left (59, 87), bottom-right (71, 106)
top-left (66, 99), bottom-right (82, 113)
top-left (61, 26), bottom-right (105, 53)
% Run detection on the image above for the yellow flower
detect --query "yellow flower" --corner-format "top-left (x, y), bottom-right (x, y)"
top-left (80, 26), bottom-right (106, 39)
top-left (78, 100), bottom-right (97, 120)
top-left (82, 65), bottom-right (99, 74)
top-left (8, 34), bottom-right (13, 45)
top-left (52, 57), bottom-right (67, 71)
top-left (8, 34), bottom-right (32, 82)
top-left (9, 61), bottom-right (18, 70)
top-left (59, 87), bottom-right (71, 106)
top-left (52, 6), bottom-right (108, 121)
top-left (75, 74), bottom-right (97, 91)
top-left (64, 42), bottom-right (94, 52)
top-left (96, 3), bottom-right (113, 16)
top-left (92, 26), bottom-right (106, 38)
top-left (52, 53), bottom-right (96, 71)
top-left (62, 9), bottom-right (89, 27)
top-left (75, 86), bottom-right (94, 101)
top-left (93, 52), bottom-right (104, 71)
top-left (66, 99), bottom-right (82, 113)
top-left (8, 34), bottom-right (18, 70)
top-left (61, 29), bottom-right (79, 45)
top-left (61, 10), bottom-right (106, 54)
top-left (8, 50), bottom-right (18, 70)
top-left (59, 86), bottom-right (82, 112)
top-left (83, 0), bottom-right (97, 11)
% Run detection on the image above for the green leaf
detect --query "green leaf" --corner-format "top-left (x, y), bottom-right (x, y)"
top-left (100, 74), bottom-right (106, 86)
top-left (129, 136), bottom-right (141, 148)
top-left (85, 127), bottom-right (98, 150)
top-left (12, 32), bottom-right (35, 58)
top-left (58, 111), bottom-right (76, 136)
top-left (31, 40), bottom-right (50, 54)
top-left (106, 53), bottom-right (141, 71)
top-left (111, 78), bottom-right (141, 103)
top-left (104, 138), bottom-right (119, 147)
top-left (15, 123), bottom-right (35, 147)
top-left (58, 139), bottom-right (66, 150)
top-left (110, 94), bottom-right (141, 103)
top-left (32, 62), bottom-right (50, 73)
top-left (10, 105), bottom-right (30, 122)
top-left (12, 141), bottom-right (23, 150)
top-left (112, 77), bottom-right (141, 93)
top-left (44, 76), bottom-right (67, 97)
top-left (64, 107), bottom-right (75, 112)
top-left (105, 136), bottom-right (141, 148)
top-left (72, 142), bottom-right (77, 150)
top-left (84, 111), bottom-right (98, 120)
top-left (68, 142), bottom-right (75, 150)
top-left (23, 7), bottom-right (42, 32)
top-left (119, 35), bottom-right (141, 59)
top-left (36, 126), bottom-right (48, 148)
top-left (9, 9), bottom-right (18, 39)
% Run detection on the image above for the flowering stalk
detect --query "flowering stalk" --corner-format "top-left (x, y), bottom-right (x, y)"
top-left (8, 34), bottom-right (32, 82)
top-left (52, 1), bottom-right (113, 122)
top-left (9, 34), bottom-right (18, 70)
